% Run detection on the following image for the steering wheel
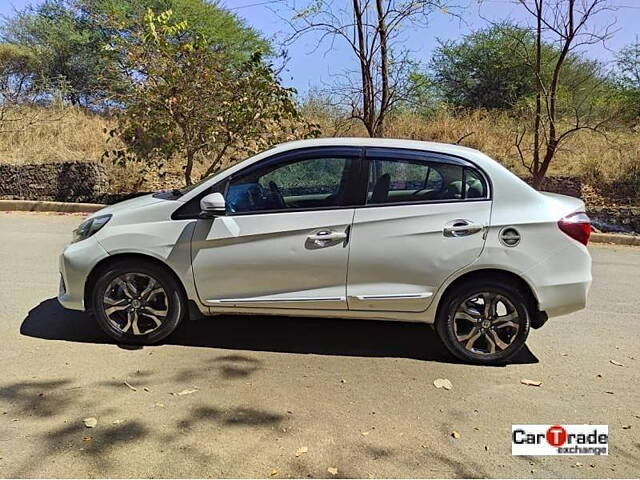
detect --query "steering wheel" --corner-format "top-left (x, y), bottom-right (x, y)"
top-left (268, 181), bottom-right (287, 209)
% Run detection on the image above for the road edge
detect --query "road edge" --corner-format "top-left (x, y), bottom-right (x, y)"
top-left (0, 199), bottom-right (105, 213)
top-left (590, 232), bottom-right (640, 246)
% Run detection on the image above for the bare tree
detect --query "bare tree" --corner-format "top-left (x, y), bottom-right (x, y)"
top-left (282, 0), bottom-right (453, 137)
top-left (512, 0), bottom-right (617, 188)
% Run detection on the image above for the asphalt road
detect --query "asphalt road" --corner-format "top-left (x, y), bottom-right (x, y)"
top-left (0, 212), bottom-right (639, 478)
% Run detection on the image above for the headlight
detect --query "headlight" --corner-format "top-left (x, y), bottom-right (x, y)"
top-left (72, 214), bottom-right (112, 243)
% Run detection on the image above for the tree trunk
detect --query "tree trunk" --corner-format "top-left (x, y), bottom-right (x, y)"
top-left (374, 0), bottom-right (389, 137)
top-left (532, 142), bottom-right (557, 189)
top-left (352, 0), bottom-right (374, 136)
top-left (532, 0), bottom-right (542, 180)
top-left (184, 150), bottom-right (194, 186)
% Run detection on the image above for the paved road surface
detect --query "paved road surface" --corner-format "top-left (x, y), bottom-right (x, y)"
top-left (0, 212), bottom-right (638, 478)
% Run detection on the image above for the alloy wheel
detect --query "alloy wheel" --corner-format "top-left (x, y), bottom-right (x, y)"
top-left (102, 273), bottom-right (169, 336)
top-left (452, 291), bottom-right (520, 355)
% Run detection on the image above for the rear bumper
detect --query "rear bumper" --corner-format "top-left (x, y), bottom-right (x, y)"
top-left (524, 242), bottom-right (592, 319)
top-left (58, 237), bottom-right (109, 311)
top-left (535, 280), bottom-right (591, 317)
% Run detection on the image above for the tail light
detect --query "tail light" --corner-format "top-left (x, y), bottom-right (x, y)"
top-left (558, 212), bottom-right (591, 246)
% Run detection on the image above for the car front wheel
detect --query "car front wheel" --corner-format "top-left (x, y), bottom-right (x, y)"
top-left (92, 260), bottom-right (186, 345)
top-left (436, 279), bottom-right (531, 364)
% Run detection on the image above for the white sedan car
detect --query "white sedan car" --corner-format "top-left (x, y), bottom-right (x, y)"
top-left (58, 138), bottom-right (592, 364)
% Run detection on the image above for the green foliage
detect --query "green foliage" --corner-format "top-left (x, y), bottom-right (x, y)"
top-left (429, 25), bottom-right (536, 109)
top-left (0, 43), bottom-right (39, 99)
top-left (615, 40), bottom-right (640, 90)
top-left (425, 24), bottom-right (612, 112)
top-left (2, 0), bottom-right (119, 105)
top-left (78, 0), bottom-right (269, 60)
top-left (1, 0), bottom-right (271, 107)
top-left (403, 71), bottom-right (441, 117)
top-left (106, 9), bottom-right (318, 186)
top-left (613, 40), bottom-right (640, 123)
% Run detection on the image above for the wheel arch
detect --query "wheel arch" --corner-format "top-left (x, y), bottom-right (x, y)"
top-left (434, 268), bottom-right (546, 328)
top-left (83, 253), bottom-right (188, 312)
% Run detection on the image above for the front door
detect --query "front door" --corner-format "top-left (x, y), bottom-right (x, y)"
top-left (191, 148), bottom-right (362, 310)
top-left (347, 148), bottom-right (492, 312)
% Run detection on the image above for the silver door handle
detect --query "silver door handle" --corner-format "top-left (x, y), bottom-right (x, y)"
top-left (443, 223), bottom-right (484, 237)
top-left (307, 230), bottom-right (348, 243)
top-left (307, 230), bottom-right (348, 248)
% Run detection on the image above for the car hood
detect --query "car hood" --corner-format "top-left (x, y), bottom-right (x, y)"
top-left (92, 193), bottom-right (167, 217)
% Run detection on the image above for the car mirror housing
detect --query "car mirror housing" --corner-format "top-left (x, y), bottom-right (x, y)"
top-left (200, 192), bottom-right (226, 218)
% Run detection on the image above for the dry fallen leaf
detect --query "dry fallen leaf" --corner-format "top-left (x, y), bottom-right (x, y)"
top-left (327, 467), bottom-right (338, 476)
top-left (361, 431), bottom-right (370, 436)
top-left (295, 446), bottom-right (308, 457)
top-left (174, 389), bottom-right (198, 396)
top-left (269, 469), bottom-right (278, 477)
top-left (83, 417), bottom-right (97, 428)
top-left (520, 379), bottom-right (542, 387)
top-left (605, 391), bottom-right (615, 395)
top-left (83, 436), bottom-right (92, 442)
top-left (433, 378), bottom-right (453, 390)
top-left (143, 387), bottom-right (150, 392)
top-left (451, 431), bottom-right (460, 439)
top-left (622, 425), bottom-right (631, 429)
top-left (123, 380), bottom-right (137, 392)
top-left (610, 360), bottom-right (624, 367)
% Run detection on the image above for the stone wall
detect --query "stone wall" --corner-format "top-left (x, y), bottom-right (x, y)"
top-left (588, 206), bottom-right (640, 234)
top-left (0, 162), bottom-right (109, 203)
top-left (524, 175), bottom-right (582, 198)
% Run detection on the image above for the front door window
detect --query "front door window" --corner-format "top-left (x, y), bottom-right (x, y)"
top-left (226, 157), bottom-right (352, 214)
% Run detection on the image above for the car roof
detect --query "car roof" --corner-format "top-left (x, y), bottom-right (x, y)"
top-left (266, 137), bottom-right (482, 159)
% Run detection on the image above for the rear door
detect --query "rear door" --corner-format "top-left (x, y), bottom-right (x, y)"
top-left (346, 147), bottom-right (491, 312)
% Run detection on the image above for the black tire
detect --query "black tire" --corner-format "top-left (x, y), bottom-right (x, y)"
top-left (92, 259), bottom-right (186, 345)
top-left (435, 279), bottom-right (531, 365)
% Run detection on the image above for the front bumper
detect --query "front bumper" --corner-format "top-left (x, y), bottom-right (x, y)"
top-left (58, 237), bottom-right (109, 311)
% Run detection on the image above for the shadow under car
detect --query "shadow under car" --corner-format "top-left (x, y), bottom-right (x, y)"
top-left (20, 297), bottom-right (538, 365)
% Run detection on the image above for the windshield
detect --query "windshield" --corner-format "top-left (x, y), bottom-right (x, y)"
top-left (173, 163), bottom-right (238, 197)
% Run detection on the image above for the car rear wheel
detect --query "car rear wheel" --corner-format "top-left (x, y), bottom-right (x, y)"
top-left (92, 260), bottom-right (186, 345)
top-left (436, 279), bottom-right (531, 364)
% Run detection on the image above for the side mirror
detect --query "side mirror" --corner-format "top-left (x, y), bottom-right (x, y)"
top-left (200, 192), bottom-right (226, 218)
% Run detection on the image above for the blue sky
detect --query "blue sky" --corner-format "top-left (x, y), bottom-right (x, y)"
top-left (2, 0), bottom-right (639, 96)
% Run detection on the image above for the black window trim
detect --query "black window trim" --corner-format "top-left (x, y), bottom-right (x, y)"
top-left (360, 147), bottom-right (492, 209)
top-left (171, 145), bottom-right (493, 220)
top-left (172, 146), bottom-right (365, 219)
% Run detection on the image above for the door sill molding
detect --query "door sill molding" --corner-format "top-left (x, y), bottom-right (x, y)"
top-left (351, 292), bottom-right (433, 301)
top-left (206, 296), bottom-right (345, 306)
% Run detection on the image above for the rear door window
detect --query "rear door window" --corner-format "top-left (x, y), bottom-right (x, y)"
top-left (366, 154), bottom-right (488, 205)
